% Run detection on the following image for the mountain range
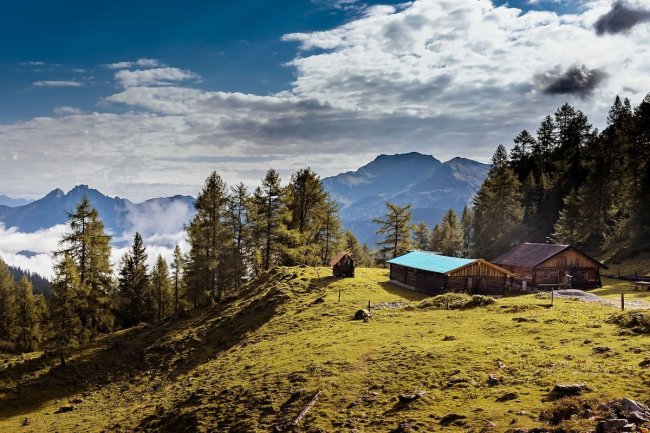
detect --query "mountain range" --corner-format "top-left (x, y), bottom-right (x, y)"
top-left (0, 195), bottom-right (32, 207)
top-left (0, 185), bottom-right (194, 246)
top-left (0, 153), bottom-right (489, 248)
top-left (322, 152), bottom-right (489, 244)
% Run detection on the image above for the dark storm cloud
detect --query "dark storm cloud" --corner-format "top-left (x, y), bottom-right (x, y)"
top-left (534, 64), bottom-right (607, 98)
top-left (594, 1), bottom-right (650, 35)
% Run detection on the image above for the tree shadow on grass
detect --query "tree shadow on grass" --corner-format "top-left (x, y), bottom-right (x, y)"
top-left (0, 282), bottom-right (286, 420)
top-left (378, 282), bottom-right (430, 302)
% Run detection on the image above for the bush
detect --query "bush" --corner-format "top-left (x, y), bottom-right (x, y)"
top-left (539, 396), bottom-right (598, 425)
top-left (418, 293), bottom-right (495, 310)
top-left (606, 311), bottom-right (650, 334)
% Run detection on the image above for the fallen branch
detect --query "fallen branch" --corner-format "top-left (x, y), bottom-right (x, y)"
top-left (290, 390), bottom-right (322, 427)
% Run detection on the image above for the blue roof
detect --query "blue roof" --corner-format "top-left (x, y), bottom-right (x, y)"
top-left (387, 251), bottom-right (476, 274)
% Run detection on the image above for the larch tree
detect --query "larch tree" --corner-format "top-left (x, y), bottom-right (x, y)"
top-left (50, 254), bottom-right (87, 366)
top-left (186, 171), bottom-right (231, 304)
top-left (373, 202), bottom-right (412, 260)
top-left (55, 196), bottom-right (113, 335)
top-left (440, 209), bottom-right (463, 257)
top-left (151, 255), bottom-right (173, 321)
top-left (429, 224), bottom-right (443, 252)
top-left (252, 169), bottom-right (284, 271)
top-left (552, 188), bottom-right (586, 245)
top-left (412, 222), bottom-right (430, 250)
top-left (14, 276), bottom-right (40, 352)
top-left (226, 183), bottom-right (251, 288)
top-left (171, 245), bottom-right (185, 315)
top-left (0, 259), bottom-right (16, 345)
top-left (318, 198), bottom-right (341, 265)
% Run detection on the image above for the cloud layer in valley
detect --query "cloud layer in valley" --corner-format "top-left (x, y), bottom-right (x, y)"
top-left (1, 0), bottom-right (650, 203)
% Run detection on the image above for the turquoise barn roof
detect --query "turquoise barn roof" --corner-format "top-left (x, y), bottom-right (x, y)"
top-left (387, 250), bottom-right (476, 274)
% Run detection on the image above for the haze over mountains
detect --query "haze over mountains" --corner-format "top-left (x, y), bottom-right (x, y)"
top-left (0, 152), bottom-right (489, 276)
top-left (322, 152), bottom-right (489, 244)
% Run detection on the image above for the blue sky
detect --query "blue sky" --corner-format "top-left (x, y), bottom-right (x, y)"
top-left (0, 0), bottom-right (648, 201)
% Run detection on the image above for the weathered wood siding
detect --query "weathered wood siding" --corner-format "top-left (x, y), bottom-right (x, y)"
top-left (497, 248), bottom-right (601, 289)
top-left (446, 276), bottom-right (507, 294)
top-left (389, 264), bottom-right (445, 294)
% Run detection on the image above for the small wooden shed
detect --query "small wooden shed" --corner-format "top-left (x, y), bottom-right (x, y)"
top-left (492, 243), bottom-right (607, 290)
top-left (387, 250), bottom-right (513, 295)
top-left (330, 252), bottom-right (355, 277)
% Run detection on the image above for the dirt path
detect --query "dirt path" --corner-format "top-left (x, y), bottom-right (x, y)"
top-left (554, 289), bottom-right (650, 310)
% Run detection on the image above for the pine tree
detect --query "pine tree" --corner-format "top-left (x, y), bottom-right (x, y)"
top-left (552, 189), bottom-right (586, 245)
top-left (535, 115), bottom-right (556, 172)
top-left (14, 276), bottom-right (39, 352)
top-left (342, 231), bottom-right (368, 266)
top-left (171, 245), bottom-right (185, 315)
top-left (429, 224), bottom-right (443, 252)
top-left (373, 202), bottom-right (412, 260)
top-left (186, 171), bottom-right (231, 304)
top-left (440, 209), bottom-right (463, 257)
top-left (411, 222), bottom-right (429, 250)
top-left (472, 145), bottom-right (524, 258)
top-left (0, 258), bottom-right (16, 345)
top-left (118, 233), bottom-right (152, 325)
top-left (460, 206), bottom-right (473, 257)
top-left (151, 255), bottom-right (172, 321)
top-left (55, 196), bottom-right (113, 335)
top-left (50, 254), bottom-right (87, 366)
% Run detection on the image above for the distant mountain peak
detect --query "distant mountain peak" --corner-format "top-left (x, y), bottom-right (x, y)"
top-left (45, 188), bottom-right (65, 199)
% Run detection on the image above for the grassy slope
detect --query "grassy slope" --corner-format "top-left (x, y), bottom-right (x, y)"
top-left (1, 267), bottom-right (649, 433)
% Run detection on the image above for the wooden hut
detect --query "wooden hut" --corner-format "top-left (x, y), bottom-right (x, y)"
top-left (492, 243), bottom-right (607, 290)
top-left (330, 252), bottom-right (355, 277)
top-left (387, 251), bottom-right (512, 295)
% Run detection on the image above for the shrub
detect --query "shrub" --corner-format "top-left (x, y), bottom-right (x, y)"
top-left (605, 311), bottom-right (650, 334)
top-left (418, 293), bottom-right (495, 310)
top-left (539, 396), bottom-right (598, 425)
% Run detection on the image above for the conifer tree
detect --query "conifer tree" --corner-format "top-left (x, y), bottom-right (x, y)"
top-left (0, 259), bottom-right (16, 345)
top-left (460, 206), bottom-right (473, 258)
top-left (186, 171), bottom-right (231, 304)
top-left (171, 245), bottom-right (185, 315)
top-left (151, 255), bottom-right (172, 321)
top-left (342, 231), bottom-right (368, 266)
top-left (552, 189), bottom-right (586, 245)
top-left (373, 202), bottom-right (412, 260)
top-left (412, 222), bottom-right (430, 250)
top-left (118, 233), bottom-right (152, 325)
top-left (14, 276), bottom-right (39, 352)
top-left (227, 183), bottom-right (251, 287)
top-left (252, 169), bottom-right (284, 271)
top-left (50, 254), bottom-right (87, 366)
top-left (318, 198), bottom-right (341, 265)
top-left (429, 224), bottom-right (443, 252)
top-left (56, 196), bottom-right (113, 334)
top-left (440, 209), bottom-right (463, 257)
top-left (472, 145), bottom-right (523, 258)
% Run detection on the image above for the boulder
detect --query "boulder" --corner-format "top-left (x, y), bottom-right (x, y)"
top-left (440, 413), bottom-right (467, 426)
top-left (354, 309), bottom-right (371, 320)
top-left (398, 391), bottom-right (426, 403)
top-left (487, 374), bottom-right (502, 386)
top-left (596, 419), bottom-right (629, 433)
top-left (54, 406), bottom-right (74, 414)
top-left (621, 398), bottom-right (649, 414)
top-left (551, 383), bottom-right (590, 397)
top-left (496, 392), bottom-right (519, 402)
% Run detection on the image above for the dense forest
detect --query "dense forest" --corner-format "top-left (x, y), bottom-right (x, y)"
top-left (400, 93), bottom-right (650, 262)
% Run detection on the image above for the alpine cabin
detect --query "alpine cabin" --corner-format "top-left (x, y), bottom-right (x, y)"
top-left (491, 243), bottom-right (607, 290)
top-left (387, 250), bottom-right (513, 295)
top-left (330, 252), bottom-right (355, 277)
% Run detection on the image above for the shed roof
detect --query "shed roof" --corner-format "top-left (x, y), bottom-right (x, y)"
top-left (492, 243), bottom-right (606, 268)
top-left (330, 252), bottom-right (354, 267)
top-left (387, 251), bottom-right (475, 274)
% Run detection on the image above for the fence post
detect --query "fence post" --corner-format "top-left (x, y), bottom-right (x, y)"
top-left (338, 288), bottom-right (341, 302)
top-left (368, 300), bottom-right (371, 311)
top-left (621, 293), bottom-right (625, 311)
top-left (551, 288), bottom-right (554, 307)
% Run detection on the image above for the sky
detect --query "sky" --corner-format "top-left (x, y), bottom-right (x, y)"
top-left (1, 0), bottom-right (650, 201)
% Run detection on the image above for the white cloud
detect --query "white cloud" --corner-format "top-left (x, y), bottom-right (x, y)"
top-left (1, 0), bottom-right (649, 203)
top-left (53, 106), bottom-right (82, 116)
top-left (20, 61), bottom-right (46, 66)
top-left (114, 67), bottom-right (201, 88)
top-left (33, 80), bottom-right (84, 87)
top-left (105, 58), bottom-right (162, 70)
